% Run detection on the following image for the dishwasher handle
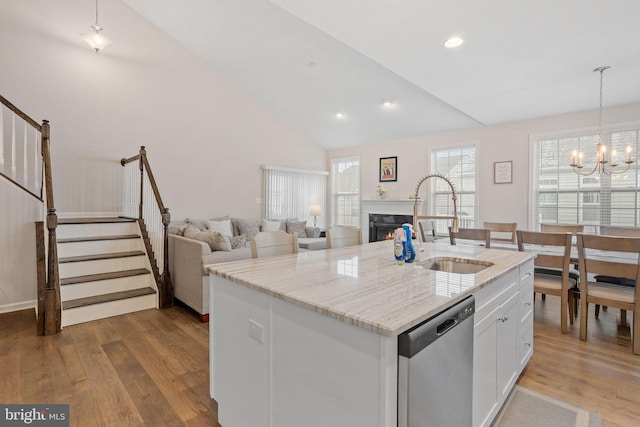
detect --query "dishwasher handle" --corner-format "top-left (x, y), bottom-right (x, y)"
top-left (398, 296), bottom-right (474, 358)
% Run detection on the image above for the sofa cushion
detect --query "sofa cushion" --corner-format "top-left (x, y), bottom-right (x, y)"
top-left (207, 219), bottom-right (233, 236)
top-left (229, 234), bottom-right (248, 249)
top-left (183, 225), bottom-right (232, 251)
top-left (261, 219), bottom-right (284, 232)
top-left (201, 247), bottom-right (253, 272)
top-left (286, 220), bottom-right (308, 238)
top-left (232, 218), bottom-right (261, 238)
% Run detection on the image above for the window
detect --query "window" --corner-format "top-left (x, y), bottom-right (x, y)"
top-left (263, 166), bottom-right (328, 228)
top-left (331, 157), bottom-right (360, 226)
top-left (532, 125), bottom-right (640, 229)
top-left (429, 145), bottom-right (477, 234)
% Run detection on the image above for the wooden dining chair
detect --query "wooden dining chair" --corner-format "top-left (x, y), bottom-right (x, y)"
top-left (599, 225), bottom-right (640, 237)
top-left (517, 230), bottom-right (576, 333)
top-left (577, 233), bottom-right (640, 354)
top-left (449, 227), bottom-right (491, 248)
top-left (250, 230), bottom-right (298, 258)
top-left (483, 221), bottom-right (517, 244)
top-left (326, 226), bottom-right (362, 249)
top-left (417, 220), bottom-right (437, 242)
top-left (540, 224), bottom-right (584, 234)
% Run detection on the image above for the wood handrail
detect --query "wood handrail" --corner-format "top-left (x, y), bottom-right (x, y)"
top-left (121, 146), bottom-right (173, 308)
top-left (1, 95), bottom-right (60, 335)
top-left (0, 94), bottom-right (41, 131)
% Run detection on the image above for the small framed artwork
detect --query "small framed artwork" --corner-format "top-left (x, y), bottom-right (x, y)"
top-left (494, 161), bottom-right (513, 184)
top-left (379, 157), bottom-right (397, 182)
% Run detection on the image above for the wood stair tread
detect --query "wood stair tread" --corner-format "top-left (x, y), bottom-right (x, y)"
top-left (58, 234), bottom-right (140, 243)
top-left (61, 268), bottom-right (150, 286)
top-left (58, 217), bottom-right (136, 224)
top-left (62, 287), bottom-right (156, 310)
top-left (59, 251), bottom-right (146, 263)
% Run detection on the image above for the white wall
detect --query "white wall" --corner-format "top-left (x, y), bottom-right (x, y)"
top-left (0, 0), bottom-right (327, 220)
top-left (329, 103), bottom-right (640, 230)
top-left (0, 0), bottom-right (327, 311)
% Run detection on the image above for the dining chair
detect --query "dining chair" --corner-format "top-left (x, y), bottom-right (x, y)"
top-left (250, 230), bottom-right (298, 258)
top-left (540, 224), bottom-right (584, 234)
top-left (417, 220), bottom-right (437, 242)
top-left (326, 226), bottom-right (362, 249)
top-left (599, 225), bottom-right (640, 237)
top-left (483, 221), bottom-right (517, 244)
top-left (449, 227), bottom-right (491, 248)
top-left (577, 233), bottom-right (640, 354)
top-left (517, 230), bottom-right (576, 333)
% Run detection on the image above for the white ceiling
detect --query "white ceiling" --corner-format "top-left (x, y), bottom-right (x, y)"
top-left (123, 0), bottom-right (640, 150)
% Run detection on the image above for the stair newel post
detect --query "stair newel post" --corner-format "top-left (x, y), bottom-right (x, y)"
top-left (138, 146), bottom-right (146, 220)
top-left (44, 208), bottom-right (61, 335)
top-left (161, 207), bottom-right (173, 308)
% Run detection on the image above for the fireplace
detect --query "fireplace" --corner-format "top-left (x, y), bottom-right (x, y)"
top-left (369, 214), bottom-right (414, 242)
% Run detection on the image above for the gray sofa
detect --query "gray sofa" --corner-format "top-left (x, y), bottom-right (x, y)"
top-left (168, 217), bottom-right (323, 321)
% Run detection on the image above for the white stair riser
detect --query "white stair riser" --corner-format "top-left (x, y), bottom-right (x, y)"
top-left (57, 222), bottom-right (139, 239)
top-left (58, 238), bottom-right (142, 258)
top-left (59, 256), bottom-right (147, 278)
top-left (61, 274), bottom-right (152, 301)
top-left (61, 293), bottom-right (157, 327)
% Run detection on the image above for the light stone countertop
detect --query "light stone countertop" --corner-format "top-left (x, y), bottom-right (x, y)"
top-left (207, 240), bottom-right (535, 337)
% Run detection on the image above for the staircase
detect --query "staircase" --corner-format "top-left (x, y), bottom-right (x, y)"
top-left (57, 217), bottom-right (158, 327)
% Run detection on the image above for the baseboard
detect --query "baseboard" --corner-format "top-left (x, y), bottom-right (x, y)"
top-left (0, 300), bottom-right (36, 314)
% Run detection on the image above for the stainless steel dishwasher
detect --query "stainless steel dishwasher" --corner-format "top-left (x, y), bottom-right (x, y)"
top-left (398, 295), bottom-right (475, 427)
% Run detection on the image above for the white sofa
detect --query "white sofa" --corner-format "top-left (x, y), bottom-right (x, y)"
top-left (168, 217), bottom-right (323, 321)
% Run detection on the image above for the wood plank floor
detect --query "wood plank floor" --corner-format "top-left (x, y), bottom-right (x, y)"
top-left (1, 296), bottom-right (639, 426)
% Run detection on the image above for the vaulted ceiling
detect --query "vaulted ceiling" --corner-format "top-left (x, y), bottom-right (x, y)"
top-left (123, 0), bottom-right (640, 149)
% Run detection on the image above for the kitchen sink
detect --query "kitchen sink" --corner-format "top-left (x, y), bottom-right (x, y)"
top-left (420, 257), bottom-right (494, 274)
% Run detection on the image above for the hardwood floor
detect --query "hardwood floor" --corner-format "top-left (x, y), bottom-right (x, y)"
top-left (0, 304), bottom-right (219, 426)
top-left (520, 295), bottom-right (640, 427)
top-left (1, 295), bottom-right (639, 426)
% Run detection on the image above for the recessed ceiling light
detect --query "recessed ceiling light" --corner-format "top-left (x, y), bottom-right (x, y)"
top-left (444, 36), bottom-right (464, 49)
top-left (335, 112), bottom-right (345, 119)
top-left (382, 100), bottom-right (395, 108)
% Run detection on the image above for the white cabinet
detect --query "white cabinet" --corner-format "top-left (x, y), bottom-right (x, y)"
top-left (472, 260), bottom-right (534, 427)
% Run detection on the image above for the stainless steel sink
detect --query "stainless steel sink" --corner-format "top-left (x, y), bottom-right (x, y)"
top-left (420, 257), bottom-right (494, 274)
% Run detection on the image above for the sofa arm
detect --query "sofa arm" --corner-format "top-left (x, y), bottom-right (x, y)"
top-left (305, 226), bottom-right (321, 238)
top-left (169, 234), bottom-right (211, 314)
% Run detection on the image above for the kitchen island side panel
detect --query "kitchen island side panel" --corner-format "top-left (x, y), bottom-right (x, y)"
top-left (211, 274), bottom-right (398, 427)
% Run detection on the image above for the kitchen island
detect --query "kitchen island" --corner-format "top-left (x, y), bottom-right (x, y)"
top-left (207, 240), bottom-right (535, 427)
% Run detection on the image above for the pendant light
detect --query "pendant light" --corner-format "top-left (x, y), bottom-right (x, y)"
top-left (81, 0), bottom-right (112, 53)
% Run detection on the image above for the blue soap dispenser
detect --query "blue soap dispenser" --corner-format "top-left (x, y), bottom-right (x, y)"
top-left (394, 227), bottom-right (406, 264)
top-left (402, 224), bottom-right (416, 263)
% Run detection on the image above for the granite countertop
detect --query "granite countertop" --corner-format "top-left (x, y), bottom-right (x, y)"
top-left (207, 240), bottom-right (535, 337)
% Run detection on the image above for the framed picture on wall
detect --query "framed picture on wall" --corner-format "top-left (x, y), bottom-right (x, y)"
top-left (379, 157), bottom-right (397, 182)
top-left (494, 161), bottom-right (513, 184)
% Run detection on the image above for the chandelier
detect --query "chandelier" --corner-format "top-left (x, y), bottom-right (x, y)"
top-left (570, 66), bottom-right (633, 176)
top-left (80, 0), bottom-right (112, 53)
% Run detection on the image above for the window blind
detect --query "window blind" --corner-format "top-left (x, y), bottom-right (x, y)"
top-left (263, 165), bottom-right (328, 228)
top-left (429, 145), bottom-right (477, 234)
top-left (531, 125), bottom-right (640, 230)
top-left (331, 157), bottom-right (360, 226)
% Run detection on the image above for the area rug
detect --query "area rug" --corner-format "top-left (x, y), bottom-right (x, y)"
top-left (494, 385), bottom-right (602, 427)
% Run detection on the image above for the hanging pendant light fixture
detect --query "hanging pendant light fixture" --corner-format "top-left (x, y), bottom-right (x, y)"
top-left (81, 0), bottom-right (112, 53)
top-left (570, 66), bottom-right (633, 176)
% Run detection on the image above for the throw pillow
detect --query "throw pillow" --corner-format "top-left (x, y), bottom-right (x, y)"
top-left (207, 219), bottom-right (233, 237)
top-left (232, 218), bottom-right (261, 238)
top-left (261, 219), bottom-right (283, 232)
top-left (286, 221), bottom-right (308, 238)
top-left (183, 225), bottom-right (232, 251)
top-left (185, 218), bottom-right (209, 231)
top-left (229, 234), bottom-right (248, 249)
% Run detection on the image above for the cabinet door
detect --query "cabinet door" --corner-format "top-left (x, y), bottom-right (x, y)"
top-left (473, 309), bottom-right (499, 427)
top-left (496, 293), bottom-right (518, 401)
